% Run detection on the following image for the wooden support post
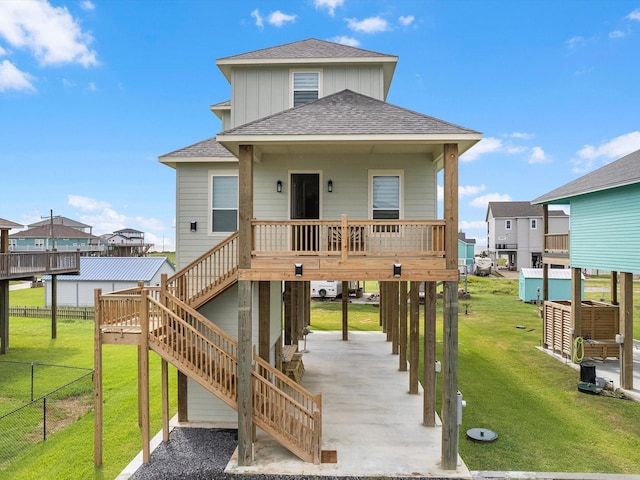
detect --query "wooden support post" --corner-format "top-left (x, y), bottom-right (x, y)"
top-left (284, 282), bottom-right (292, 345)
top-left (442, 142), bottom-right (459, 470)
top-left (399, 281), bottom-right (408, 371)
top-left (424, 281), bottom-right (437, 427)
top-left (385, 283), bottom-right (392, 341)
top-left (342, 281), bottom-right (348, 341)
top-left (161, 359), bottom-right (169, 442)
top-left (304, 281), bottom-right (311, 329)
top-left (177, 372), bottom-right (188, 422)
top-left (237, 280), bottom-right (253, 465)
top-left (0, 280), bottom-right (8, 354)
top-left (571, 267), bottom-right (582, 343)
top-left (409, 281), bottom-right (419, 394)
top-left (620, 272), bottom-right (634, 389)
top-left (139, 289), bottom-right (150, 464)
top-left (611, 271), bottom-right (618, 305)
top-left (258, 281), bottom-right (270, 361)
top-left (51, 274), bottom-right (57, 339)
top-left (237, 144), bottom-right (254, 466)
top-left (93, 288), bottom-right (103, 466)
top-left (391, 282), bottom-right (399, 355)
top-left (542, 205), bottom-right (549, 301)
top-left (379, 281), bottom-right (384, 327)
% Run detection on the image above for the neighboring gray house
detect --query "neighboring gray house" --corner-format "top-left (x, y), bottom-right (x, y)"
top-left (44, 256), bottom-right (174, 307)
top-left (486, 201), bottom-right (569, 271)
top-left (28, 216), bottom-right (93, 234)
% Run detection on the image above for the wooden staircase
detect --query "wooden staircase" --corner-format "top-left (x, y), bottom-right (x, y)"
top-left (96, 233), bottom-right (322, 464)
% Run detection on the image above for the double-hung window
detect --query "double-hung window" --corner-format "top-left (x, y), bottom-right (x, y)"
top-left (370, 171), bottom-right (402, 232)
top-left (505, 220), bottom-right (512, 230)
top-left (530, 219), bottom-right (537, 229)
top-left (211, 175), bottom-right (238, 233)
top-left (292, 71), bottom-right (320, 107)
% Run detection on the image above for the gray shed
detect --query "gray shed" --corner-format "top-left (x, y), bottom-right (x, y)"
top-left (518, 268), bottom-right (584, 303)
top-left (43, 256), bottom-right (175, 307)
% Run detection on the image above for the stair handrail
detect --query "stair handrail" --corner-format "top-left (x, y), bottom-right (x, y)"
top-left (166, 232), bottom-right (238, 306)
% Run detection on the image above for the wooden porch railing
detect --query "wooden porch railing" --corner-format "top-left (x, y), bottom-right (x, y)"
top-left (167, 232), bottom-right (238, 308)
top-left (252, 216), bottom-right (446, 259)
top-left (0, 251), bottom-right (81, 280)
top-left (96, 277), bottom-right (322, 463)
top-left (544, 233), bottom-right (569, 254)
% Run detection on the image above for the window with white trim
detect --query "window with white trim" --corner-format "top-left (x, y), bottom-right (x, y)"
top-left (292, 71), bottom-right (320, 107)
top-left (35, 239), bottom-right (45, 248)
top-left (211, 175), bottom-right (238, 233)
top-left (370, 171), bottom-right (402, 232)
top-left (531, 219), bottom-right (537, 229)
top-left (505, 220), bottom-right (512, 230)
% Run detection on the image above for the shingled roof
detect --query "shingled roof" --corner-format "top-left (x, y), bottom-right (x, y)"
top-left (219, 89), bottom-right (480, 137)
top-left (486, 201), bottom-right (568, 221)
top-left (532, 148), bottom-right (640, 205)
top-left (159, 137), bottom-right (236, 167)
top-left (0, 217), bottom-right (23, 230)
top-left (217, 38), bottom-right (395, 61)
top-left (9, 224), bottom-right (97, 239)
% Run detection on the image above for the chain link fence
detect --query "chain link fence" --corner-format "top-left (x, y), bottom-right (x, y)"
top-left (0, 361), bottom-right (94, 471)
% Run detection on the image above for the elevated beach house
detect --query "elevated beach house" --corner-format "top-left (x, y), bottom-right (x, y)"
top-left (94, 38), bottom-right (482, 471)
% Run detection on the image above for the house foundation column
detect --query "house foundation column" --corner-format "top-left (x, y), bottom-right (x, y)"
top-left (237, 144), bottom-right (254, 466)
top-left (620, 272), bottom-right (633, 389)
top-left (571, 267), bottom-right (582, 346)
top-left (409, 281), bottom-right (419, 394)
top-left (442, 143), bottom-right (459, 470)
top-left (423, 281), bottom-right (437, 426)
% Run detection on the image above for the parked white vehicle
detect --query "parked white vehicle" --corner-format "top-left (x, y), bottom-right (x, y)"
top-left (474, 256), bottom-right (492, 276)
top-left (310, 281), bottom-right (342, 299)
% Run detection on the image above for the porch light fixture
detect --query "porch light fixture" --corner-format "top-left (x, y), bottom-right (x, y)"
top-left (276, 180), bottom-right (282, 193)
top-left (393, 263), bottom-right (402, 277)
top-left (295, 263), bottom-right (303, 277)
top-left (327, 179), bottom-right (333, 193)
top-left (190, 221), bottom-right (197, 232)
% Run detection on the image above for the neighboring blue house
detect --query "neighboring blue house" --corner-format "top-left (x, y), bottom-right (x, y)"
top-left (532, 147), bottom-right (640, 390)
top-left (9, 223), bottom-right (101, 253)
top-left (458, 232), bottom-right (475, 272)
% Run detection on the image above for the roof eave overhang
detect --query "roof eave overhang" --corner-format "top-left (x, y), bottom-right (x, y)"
top-left (216, 133), bottom-right (482, 158)
top-left (532, 179), bottom-right (640, 206)
top-left (158, 155), bottom-right (237, 169)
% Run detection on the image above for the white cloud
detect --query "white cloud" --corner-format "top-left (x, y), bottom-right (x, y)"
top-left (609, 29), bottom-right (627, 39)
top-left (0, 0), bottom-right (98, 67)
top-left (460, 137), bottom-right (502, 162)
top-left (0, 59), bottom-right (35, 92)
top-left (437, 184), bottom-right (443, 202)
top-left (508, 132), bottom-right (534, 140)
top-left (566, 36), bottom-right (586, 48)
top-left (346, 16), bottom-right (390, 34)
top-left (68, 194), bottom-right (110, 211)
top-left (251, 9), bottom-right (264, 29)
top-left (627, 9), bottom-right (640, 21)
top-left (330, 35), bottom-right (360, 47)
top-left (80, 1), bottom-right (95, 12)
top-left (87, 81), bottom-right (97, 92)
top-left (573, 131), bottom-right (640, 172)
top-left (528, 146), bottom-right (550, 164)
top-left (459, 184), bottom-right (486, 198)
top-left (469, 193), bottom-right (512, 209)
top-left (459, 220), bottom-right (486, 231)
top-left (0, 46), bottom-right (6, 56)
top-left (267, 10), bottom-right (297, 27)
top-left (314, 0), bottom-right (344, 17)
top-left (399, 15), bottom-right (415, 27)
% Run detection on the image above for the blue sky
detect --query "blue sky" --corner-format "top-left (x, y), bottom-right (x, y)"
top-left (2, 0), bottom-right (640, 251)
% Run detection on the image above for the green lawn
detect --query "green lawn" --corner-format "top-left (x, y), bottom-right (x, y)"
top-left (0, 317), bottom-right (177, 479)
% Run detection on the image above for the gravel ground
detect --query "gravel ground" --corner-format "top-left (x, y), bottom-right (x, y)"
top-left (130, 427), bottom-right (464, 480)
